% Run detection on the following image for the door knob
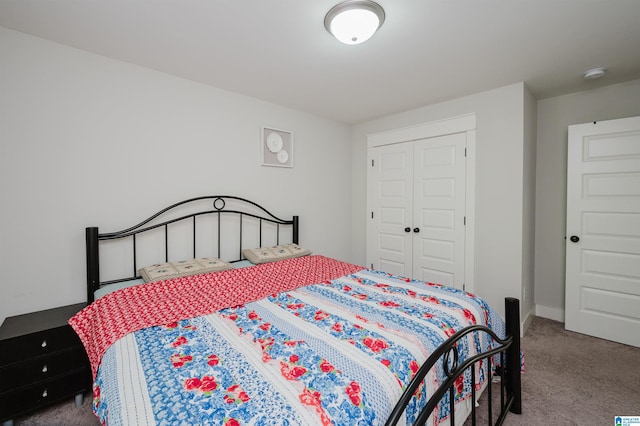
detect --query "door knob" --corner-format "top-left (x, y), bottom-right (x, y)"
top-left (413, 227), bottom-right (420, 233)
top-left (404, 227), bottom-right (411, 233)
top-left (569, 235), bottom-right (580, 243)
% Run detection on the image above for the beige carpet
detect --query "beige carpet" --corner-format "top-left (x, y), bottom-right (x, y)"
top-left (15, 316), bottom-right (640, 425)
top-left (470, 316), bottom-right (640, 425)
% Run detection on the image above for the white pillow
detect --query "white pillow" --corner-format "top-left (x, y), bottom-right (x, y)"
top-left (242, 243), bottom-right (311, 264)
top-left (138, 257), bottom-right (233, 282)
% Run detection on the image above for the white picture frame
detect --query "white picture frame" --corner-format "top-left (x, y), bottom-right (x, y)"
top-left (261, 127), bottom-right (293, 168)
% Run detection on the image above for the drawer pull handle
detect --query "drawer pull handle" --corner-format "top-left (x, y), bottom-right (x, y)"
top-left (41, 340), bottom-right (47, 348)
top-left (42, 365), bottom-right (48, 373)
top-left (42, 389), bottom-right (48, 398)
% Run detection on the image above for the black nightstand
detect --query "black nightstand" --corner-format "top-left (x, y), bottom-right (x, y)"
top-left (0, 303), bottom-right (91, 426)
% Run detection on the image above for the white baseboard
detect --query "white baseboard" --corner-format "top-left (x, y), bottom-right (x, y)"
top-left (534, 304), bottom-right (565, 322)
top-left (521, 304), bottom-right (536, 335)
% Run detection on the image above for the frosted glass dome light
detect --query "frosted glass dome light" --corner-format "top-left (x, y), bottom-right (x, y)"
top-left (325, 1), bottom-right (385, 45)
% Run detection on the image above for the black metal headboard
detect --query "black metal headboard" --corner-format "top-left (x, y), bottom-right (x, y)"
top-left (85, 195), bottom-right (299, 303)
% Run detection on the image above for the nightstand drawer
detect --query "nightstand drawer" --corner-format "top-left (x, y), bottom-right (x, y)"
top-left (0, 325), bottom-right (82, 366)
top-left (0, 368), bottom-right (91, 421)
top-left (0, 347), bottom-right (89, 392)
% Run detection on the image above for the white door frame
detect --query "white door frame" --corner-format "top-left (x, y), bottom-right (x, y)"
top-left (367, 114), bottom-right (476, 292)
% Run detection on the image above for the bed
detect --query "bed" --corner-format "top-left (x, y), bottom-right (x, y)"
top-left (71, 195), bottom-right (521, 425)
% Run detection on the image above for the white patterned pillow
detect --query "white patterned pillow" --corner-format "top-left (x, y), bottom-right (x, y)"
top-left (242, 243), bottom-right (311, 264)
top-left (138, 257), bottom-right (233, 282)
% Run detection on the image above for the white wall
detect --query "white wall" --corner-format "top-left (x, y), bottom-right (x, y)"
top-left (5, 24), bottom-right (637, 329)
top-left (0, 27), bottom-right (352, 324)
top-left (534, 79), bottom-right (640, 321)
top-left (351, 83), bottom-right (530, 320)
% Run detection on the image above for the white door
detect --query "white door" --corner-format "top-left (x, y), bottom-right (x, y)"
top-left (413, 134), bottom-right (466, 288)
top-left (565, 116), bottom-right (640, 348)
top-left (367, 141), bottom-right (414, 276)
top-left (367, 133), bottom-right (467, 289)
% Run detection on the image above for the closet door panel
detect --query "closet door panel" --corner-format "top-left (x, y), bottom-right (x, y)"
top-left (413, 133), bottom-right (466, 288)
top-left (367, 142), bottom-right (413, 275)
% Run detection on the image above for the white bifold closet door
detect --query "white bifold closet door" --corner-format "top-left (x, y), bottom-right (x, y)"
top-left (367, 132), bottom-right (467, 290)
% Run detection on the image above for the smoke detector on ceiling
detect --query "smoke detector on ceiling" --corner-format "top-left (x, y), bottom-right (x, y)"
top-left (583, 68), bottom-right (606, 80)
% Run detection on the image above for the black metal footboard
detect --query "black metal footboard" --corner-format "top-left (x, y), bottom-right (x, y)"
top-left (386, 297), bottom-right (521, 426)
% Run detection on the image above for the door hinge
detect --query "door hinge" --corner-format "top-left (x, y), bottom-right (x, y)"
top-left (371, 211), bottom-right (374, 219)
top-left (371, 159), bottom-right (375, 167)
top-left (371, 263), bottom-right (374, 269)
top-left (464, 216), bottom-right (466, 225)
top-left (464, 148), bottom-right (467, 157)
top-left (463, 283), bottom-right (466, 291)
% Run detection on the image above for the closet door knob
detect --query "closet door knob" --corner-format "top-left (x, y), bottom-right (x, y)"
top-left (404, 227), bottom-right (411, 233)
top-left (570, 235), bottom-right (580, 243)
top-left (413, 227), bottom-right (420, 233)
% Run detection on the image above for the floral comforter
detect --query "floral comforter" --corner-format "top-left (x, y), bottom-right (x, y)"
top-left (73, 256), bottom-right (504, 426)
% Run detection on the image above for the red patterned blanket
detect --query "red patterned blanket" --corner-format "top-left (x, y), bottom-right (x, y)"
top-left (69, 255), bottom-right (363, 378)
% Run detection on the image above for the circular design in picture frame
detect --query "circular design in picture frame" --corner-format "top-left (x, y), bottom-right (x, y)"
top-left (276, 149), bottom-right (289, 164)
top-left (266, 132), bottom-right (284, 153)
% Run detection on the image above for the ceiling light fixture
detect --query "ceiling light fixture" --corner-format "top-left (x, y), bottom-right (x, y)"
top-left (583, 68), bottom-right (606, 80)
top-left (324, 0), bottom-right (385, 45)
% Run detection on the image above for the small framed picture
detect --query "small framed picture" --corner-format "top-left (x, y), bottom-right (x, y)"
top-left (262, 127), bottom-right (293, 168)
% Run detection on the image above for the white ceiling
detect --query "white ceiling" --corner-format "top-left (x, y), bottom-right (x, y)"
top-left (1, 0), bottom-right (640, 124)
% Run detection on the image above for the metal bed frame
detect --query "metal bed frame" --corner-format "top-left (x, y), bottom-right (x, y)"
top-left (85, 195), bottom-right (298, 303)
top-left (386, 297), bottom-right (522, 425)
top-left (84, 195), bottom-right (521, 424)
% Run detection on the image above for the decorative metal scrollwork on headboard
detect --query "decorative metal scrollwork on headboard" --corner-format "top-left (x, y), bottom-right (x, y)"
top-left (213, 197), bottom-right (226, 211)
